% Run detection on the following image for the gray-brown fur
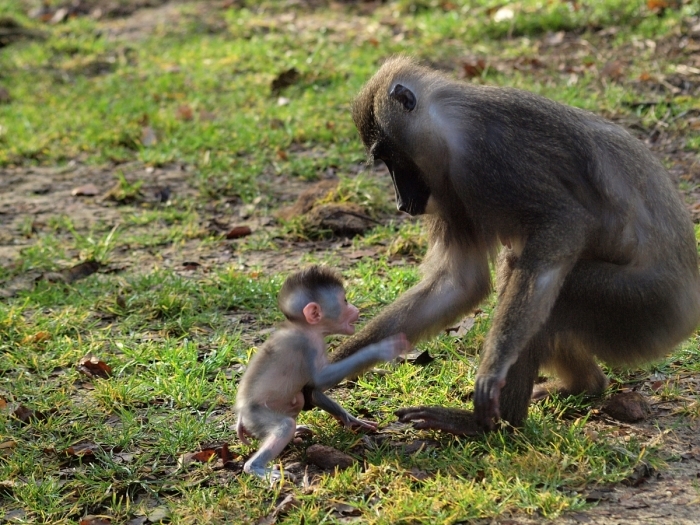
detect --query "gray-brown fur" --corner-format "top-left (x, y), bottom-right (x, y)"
top-left (236, 265), bottom-right (409, 480)
top-left (335, 56), bottom-right (700, 433)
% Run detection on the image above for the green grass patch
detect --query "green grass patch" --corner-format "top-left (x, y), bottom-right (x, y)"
top-left (1, 0), bottom-right (699, 523)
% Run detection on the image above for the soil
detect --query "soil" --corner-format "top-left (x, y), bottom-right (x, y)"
top-left (2, 2), bottom-right (700, 523)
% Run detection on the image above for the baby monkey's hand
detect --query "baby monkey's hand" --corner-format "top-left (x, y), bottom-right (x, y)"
top-left (374, 333), bottom-right (411, 361)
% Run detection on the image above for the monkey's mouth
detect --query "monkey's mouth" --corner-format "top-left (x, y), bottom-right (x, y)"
top-left (382, 158), bottom-right (431, 216)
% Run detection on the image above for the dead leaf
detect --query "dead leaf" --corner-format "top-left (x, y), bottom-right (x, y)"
top-left (602, 391), bottom-right (651, 422)
top-left (13, 405), bottom-right (38, 424)
top-left (176, 104), bottom-right (194, 121)
top-left (42, 260), bottom-right (100, 284)
top-left (178, 443), bottom-right (231, 468)
top-left (347, 248), bottom-right (379, 260)
top-left (66, 442), bottom-right (102, 457)
top-left (0, 398), bottom-right (6, 409)
top-left (406, 467), bottom-right (431, 481)
top-left (622, 462), bottom-right (653, 487)
top-left (584, 428), bottom-right (599, 441)
top-left (0, 87), bottom-right (11, 104)
top-left (460, 57), bottom-right (486, 79)
top-left (600, 60), bottom-right (624, 81)
top-left (71, 183), bottom-right (100, 196)
top-left (403, 350), bottom-right (434, 366)
top-left (305, 203), bottom-right (377, 237)
top-left (80, 516), bottom-right (112, 525)
top-left (256, 494), bottom-right (299, 525)
top-left (651, 380), bottom-right (665, 391)
top-left (585, 487), bottom-right (614, 502)
top-left (153, 186), bottom-right (171, 203)
top-left (446, 316), bottom-right (475, 337)
top-left (2, 510), bottom-right (26, 522)
top-left (225, 226), bottom-right (252, 239)
top-left (271, 68), bottom-right (300, 94)
top-left (306, 444), bottom-right (355, 471)
top-left (275, 180), bottom-right (338, 221)
top-left (141, 126), bottom-right (157, 147)
top-left (21, 331), bottom-right (51, 345)
top-left (331, 502), bottom-right (361, 517)
top-left (646, 0), bottom-right (668, 12)
top-left (77, 355), bottom-right (112, 379)
top-left (0, 441), bottom-right (16, 450)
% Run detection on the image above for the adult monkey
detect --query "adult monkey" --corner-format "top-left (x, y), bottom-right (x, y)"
top-left (331, 56), bottom-right (700, 434)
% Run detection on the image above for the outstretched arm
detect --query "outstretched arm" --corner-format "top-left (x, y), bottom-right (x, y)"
top-left (311, 333), bottom-right (409, 391)
top-left (331, 250), bottom-right (490, 363)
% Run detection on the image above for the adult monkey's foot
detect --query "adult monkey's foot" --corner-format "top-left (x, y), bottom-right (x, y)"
top-left (395, 406), bottom-right (485, 436)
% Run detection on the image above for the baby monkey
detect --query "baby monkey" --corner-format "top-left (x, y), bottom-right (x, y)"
top-left (235, 265), bottom-right (409, 480)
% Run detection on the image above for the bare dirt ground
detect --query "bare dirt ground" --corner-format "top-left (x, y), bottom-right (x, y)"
top-left (2, 2), bottom-right (700, 523)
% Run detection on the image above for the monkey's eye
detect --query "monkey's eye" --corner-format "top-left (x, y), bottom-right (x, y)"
top-left (389, 84), bottom-right (416, 112)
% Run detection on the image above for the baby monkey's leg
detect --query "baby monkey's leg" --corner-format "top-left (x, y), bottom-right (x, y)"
top-left (311, 389), bottom-right (377, 431)
top-left (242, 407), bottom-right (296, 481)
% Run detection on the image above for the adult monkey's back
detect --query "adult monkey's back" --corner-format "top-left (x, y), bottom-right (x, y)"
top-left (332, 56), bottom-right (700, 434)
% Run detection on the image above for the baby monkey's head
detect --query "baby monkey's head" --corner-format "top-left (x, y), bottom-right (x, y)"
top-left (278, 265), bottom-right (359, 335)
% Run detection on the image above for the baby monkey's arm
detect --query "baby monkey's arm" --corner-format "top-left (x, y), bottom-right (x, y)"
top-left (310, 333), bottom-right (409, 391)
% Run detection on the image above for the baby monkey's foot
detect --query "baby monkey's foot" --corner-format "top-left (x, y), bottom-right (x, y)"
top-left (245, 463), bottom-right (297, 484)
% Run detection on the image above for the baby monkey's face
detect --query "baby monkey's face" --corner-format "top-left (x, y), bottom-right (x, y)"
top-left (326, 290), bottom-right (359, 336)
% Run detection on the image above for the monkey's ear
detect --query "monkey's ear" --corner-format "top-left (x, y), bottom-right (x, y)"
top-left (302, 302), bottom-right (323, 325)
top-left (390, 84), bottom-right (416, 111)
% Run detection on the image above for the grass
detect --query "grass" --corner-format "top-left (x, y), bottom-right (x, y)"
top-left (1, 0), bottom-right (700, 523)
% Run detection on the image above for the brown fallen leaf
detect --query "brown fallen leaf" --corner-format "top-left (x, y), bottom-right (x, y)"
top-left (330, 502), bottom-right (361, 517)
top-left (271, 68), bottom-right (300, 94)
top-left (225, 226), bottom-right (252, 239)
top-left (0, 441), bottom-right (17, 450)
top-left (0, 398), bottom-right (6, 409)
top-left (42, 260), bottom-right (101, 284)
top-left (446, 316), bottom-right (475, 337)
top-left (178, 443), bottom-right (231, 468)
top-left (306, 444), bottom-right (355, 471)
top-left (602, 391), bottom-right (651, 422)
top-left (406, 467), bottom-right (432, 481)
top-left (13, 405), bottom-right (38, 424)
top-left (66, 442), bottom-right (103, 457)
top-left (647, 0), bottom-right (668, 12)
top-left (0, 87), bottom-right (11, 104)
top-left (275, 179), bottom-right (338, 221)
top-left (21, 331), bottom-right (51, 345)
top-left (347, 248), bottom-right (379, 260)
top-left (305, 203), bottom-right (377, 237)
top-left (256, 494), bottom-right (299, 525)
top-left (71, 183), bottom-right (100, 196)
top-left (460, 57), bottom-right (486, 79)
top-left (600, 60), bottom-right (624, 81)
top-left (402, 349), bottom-right (435, 366)
top-left (80, 516), bottom-right (112, 525)
top-left (176, 104), bottom-right (194, 121)
top-left (77, 355), bottom-right (112, 379)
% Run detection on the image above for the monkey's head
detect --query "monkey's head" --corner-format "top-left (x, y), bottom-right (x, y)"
top-left (278, 266), bottom-right (359, 334)
top-left (353, 56), bottom-right (452, 216)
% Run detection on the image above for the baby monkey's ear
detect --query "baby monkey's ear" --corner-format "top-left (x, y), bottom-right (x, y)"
top-left (302, 302), bottom-right (323, 324)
